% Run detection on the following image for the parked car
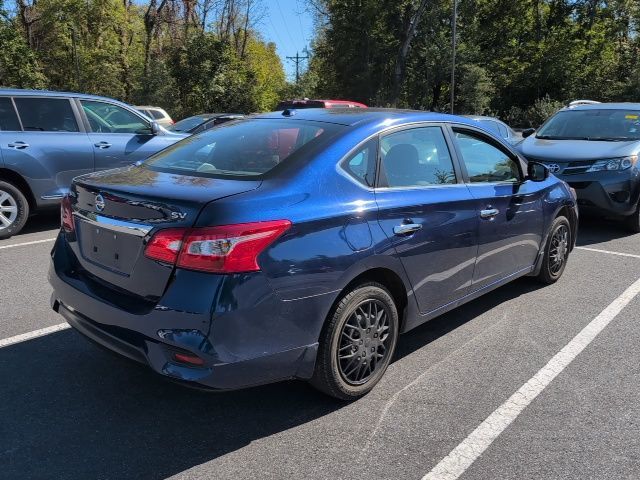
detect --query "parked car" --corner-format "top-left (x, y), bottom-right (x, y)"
top-left (169, 113), bottom-right (245, 134)
top-left (518, 102), bottom-right (640, 231)
top-left (134, 106), bottom-right (174, 127)
top-left (276, 99), bottom-right (367, 109)
top-left (0, 89), bottom-right (186, 238)
top-left (464, 115), bottom-right (522, 146)
top-left (50, 108), bottom-right (577, 400)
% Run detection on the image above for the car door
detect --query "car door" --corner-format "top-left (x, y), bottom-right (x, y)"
top-left (374, 124), bottom-right (478, 315)
top-left (449, 126), bottom-right (544, 290)
top-left (0, 96), bottom-right (94, 203)
top-left (77, 99), bottom-right (177, 171)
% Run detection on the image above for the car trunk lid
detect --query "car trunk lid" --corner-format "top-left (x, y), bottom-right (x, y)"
top-left (68, 165), bottom-right (259, 300)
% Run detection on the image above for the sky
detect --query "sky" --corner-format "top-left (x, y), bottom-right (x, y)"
top-left (256, 0), bottom-right (315, 82)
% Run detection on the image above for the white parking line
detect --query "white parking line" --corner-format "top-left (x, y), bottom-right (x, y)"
top-left (575, 246), bottom-right (640, 259)
top-left (0, 323), bottom-right (70, 348)
top-left (0, 238), bottom-right (56, 250)
top-left (422, 276), bottom-right (640, 480)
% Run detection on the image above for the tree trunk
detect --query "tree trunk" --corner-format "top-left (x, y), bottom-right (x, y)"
top-left (389, 0), bottom-right (429, 107)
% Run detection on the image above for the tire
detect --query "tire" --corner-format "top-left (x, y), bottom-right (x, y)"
top-left (0, 181), bottom-right (29, 240)
top-left (536, 216), bottom-right (571, 284)
top-left (310, 282), bottom-right (399, 400)
top-left (624, 203), bottom-right (640, 233)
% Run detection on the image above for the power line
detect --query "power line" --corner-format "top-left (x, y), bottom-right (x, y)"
top-left (294, 0), bottom-right (307, 47)
top-left (275, 0), bottom-right (297, 49)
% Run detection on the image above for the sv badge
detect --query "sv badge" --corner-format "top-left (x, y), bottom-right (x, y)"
top-left (171, 212), bottom-right (187, 220)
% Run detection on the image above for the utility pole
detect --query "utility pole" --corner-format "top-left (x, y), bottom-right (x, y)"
top-left (450, 0), bottom-right (458, 114)
top-left (286, 50), bottom-right (309, 84)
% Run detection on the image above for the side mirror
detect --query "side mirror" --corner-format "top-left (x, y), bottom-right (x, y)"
top-left (522, 128), bottom-right (535, 138)
top-left (151, 121), bottom-right (160, 135)
top-left (527, 161), bottom-right (549, 182)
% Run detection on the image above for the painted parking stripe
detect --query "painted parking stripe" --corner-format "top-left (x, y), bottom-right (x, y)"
top-left (422, 276), bottom-right (640, 480)
top-left (0, 238), bottom-right (56, 250)
top-left (0, 323), bottom-right (70, 348)
top-left (575, 246), bottom-right (640, 259)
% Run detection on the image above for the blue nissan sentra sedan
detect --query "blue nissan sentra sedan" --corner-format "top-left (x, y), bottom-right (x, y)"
top-left (49, 108), bottom-right (578, 399)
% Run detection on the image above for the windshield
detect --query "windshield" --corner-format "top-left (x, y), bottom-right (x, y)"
top-left (169, 116), bottom-right (209, 132)
top-left (144, 119), bottom-right (342, 177)
top-left (537, 109), bottom-right (640, 141)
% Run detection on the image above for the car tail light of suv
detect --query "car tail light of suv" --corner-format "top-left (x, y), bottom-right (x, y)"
top-left (144, 220), bottom-right (291, 273)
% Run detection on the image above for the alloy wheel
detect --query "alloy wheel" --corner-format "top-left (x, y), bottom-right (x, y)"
top-left (0, 190), bottom-right (18, 231)
top-left (338, 299), bottom-right (391, 385)
top-left (549, 224), bottom-right (569, 275)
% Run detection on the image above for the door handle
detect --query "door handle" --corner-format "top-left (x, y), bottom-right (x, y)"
top-left (94, 142), bottom-right (112, 149)
top-left (480, 208), bottom-right (500, 219)
top-left (393, 223), bottom-right (422, 235)
top-left (8, 141), bottom-right (29, 149)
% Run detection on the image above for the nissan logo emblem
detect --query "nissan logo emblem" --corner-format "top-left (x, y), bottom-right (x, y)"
top-left (546, 163), bottom-right (561, 173)
top-left (95, 194), bottom-right (105, 212)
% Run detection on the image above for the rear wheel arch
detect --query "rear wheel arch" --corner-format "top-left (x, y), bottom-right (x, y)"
top-left (0, 168), bottom-right (36, 212)
top-left (326, 267), bottom-right (409, 333)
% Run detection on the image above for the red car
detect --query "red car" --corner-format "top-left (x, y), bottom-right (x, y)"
top-left (276, 99), bottom-right (368, 110)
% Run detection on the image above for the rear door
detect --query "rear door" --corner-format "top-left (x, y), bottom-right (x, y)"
top-left (77, 99), bottom-right (178, 171)
top-left (449, 126), bottom-right (544, 290)
top-left (0, 96), bottom-right (93, 202)
top-left (375, 124), bottom-right (478, 315)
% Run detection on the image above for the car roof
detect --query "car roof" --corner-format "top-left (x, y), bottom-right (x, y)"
top-left (134, 106), bottom-right (166, 110)
top-left (0, 88), bottom-right (128, 103)
top-left (562, 102), bottom-right (640, 111)
top-left (255, 108), bottom-right (480, 128)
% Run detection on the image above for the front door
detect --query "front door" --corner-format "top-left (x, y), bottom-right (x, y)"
top-left (78, 100), bottom-right (177, 171)
top-left (375, 125), bottom-right (478, 315)
top-left (450, 127), bottom-right (544, 290)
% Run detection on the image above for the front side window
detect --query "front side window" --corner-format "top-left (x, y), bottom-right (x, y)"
top-left (342, 138), bottom-right (377, 187)
top-left (13, 98), bottom-right (79, 132)
top-left (379, 126), bottom-right (456, 187)
top-left (81, 101), bottom-right (149, 134)
top-left (454, 131), bottom-right (521, 183)
top-left (144, 119), bottom-right (342, 178)
top-left (0, 98), bottom-right (21, 131)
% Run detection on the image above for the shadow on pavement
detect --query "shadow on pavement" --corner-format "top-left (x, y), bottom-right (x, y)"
top-left (0, 276), bottom-right (547, 479)
top-left (19, 210), bottom-right (60, 236)
top-left (575, 216), bottom-right (636, 247)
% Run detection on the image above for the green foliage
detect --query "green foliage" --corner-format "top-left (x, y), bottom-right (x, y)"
top-left (0, 0), bottom-right (286, 118)
top-left (0, 4), bottom-right (46, 88)
top-left (307, 0), bottom-right (640, 124)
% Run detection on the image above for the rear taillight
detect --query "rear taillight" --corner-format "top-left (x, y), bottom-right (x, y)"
top-left (61, 195), bottom-right (75, 233)
top-left (144, 220), bottom-right (291, 273)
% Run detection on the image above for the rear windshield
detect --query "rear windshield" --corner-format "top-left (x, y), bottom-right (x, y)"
top-left (537, 109), bottom-right (640, 141)
top-left (144, 119), bottom-right (343, 177)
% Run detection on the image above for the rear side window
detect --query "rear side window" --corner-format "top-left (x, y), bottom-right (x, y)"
top-left (14, 98), bottom-right (79, 132)
top-left (149, 109), bottom-right (166, 120)
top-left (379, 126), bottom-right (457, 187)
top-left (144, 119), bottom-right (343, 177)
top-left (0, 98), bottom-right (21, 131)
top-left (342, 138), bottom-right (377, 187)
top-left (453, 131), bottom-right (521, 183)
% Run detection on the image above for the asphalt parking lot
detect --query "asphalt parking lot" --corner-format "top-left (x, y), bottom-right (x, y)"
top-left (1, 212), bottom-right (639, 480)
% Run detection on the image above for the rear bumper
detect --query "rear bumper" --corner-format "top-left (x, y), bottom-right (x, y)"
top-left (561, 170), bottom-right (640, 216)
top-left (48, 235), bottom-right (327, 391)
